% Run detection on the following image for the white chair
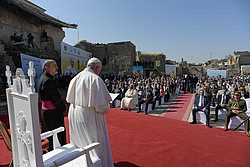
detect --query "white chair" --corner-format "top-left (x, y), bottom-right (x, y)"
top-left (155, 100), bottom-right (160, 108)
top-left (5, 63), bottom-right (101, 167)
top-left (161, 97), bottom-right (164, 105)
top-left (228, 98), bottom-right (250, 130)
top-left (229, 110), bottom-right (250, 130)
top-left (141, 103), bottom-right (153, 113)
top-left (131, 103), bottom-right (136, 109)
top-left (218, 108), bottom-right (228, 120)
top-left (120, 98), bottom-right (136, 110)
top-left (114, 100), bottom-right (121, 108)
top-left (196, 111), bottom-right (206, 125)
top-left (42, 128), bottom-right (101, 167)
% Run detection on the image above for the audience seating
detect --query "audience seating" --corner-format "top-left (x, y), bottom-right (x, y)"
top-left (114, 100), bottom-right (121, 108)
top-left (196, 111), bottom-right (206, 125)
top-left (218, 108), bottom-right (227, 120)
top-left (141, 103), bottom-right (153, 113)
top-left (161, 97), bottom-right (164, 105)
top-left (131, 103), bottom-right (136, 109)
top-left (228, 98), bottom-right (250, 130)
top-left (155, 100), bottom-right (160, 108)
top-left (229, 110), bottom-right (250, 130)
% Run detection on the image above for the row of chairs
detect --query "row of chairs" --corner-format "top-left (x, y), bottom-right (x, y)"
top-left (196, 99), bottom-right (250, 130)
top-left (114, 97), bottom-right (165, 113)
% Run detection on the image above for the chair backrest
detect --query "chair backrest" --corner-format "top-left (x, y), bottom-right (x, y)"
top-left (6, 63), bottom-right (44, 167)
top-left (0, 120), bottom-right (12, 151)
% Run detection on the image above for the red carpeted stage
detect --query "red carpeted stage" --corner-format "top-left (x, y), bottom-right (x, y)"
top-left (1, 95), bottom-right (250, 167)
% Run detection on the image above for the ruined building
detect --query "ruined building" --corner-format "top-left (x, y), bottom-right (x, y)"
top-left (75, 40), bottom-right (136, 75)
top-left (228, 51), bottom-right (250, 67)
top-left (136, 52), bottom-right (166, 77)
top-left (0, 0), bottom-right (76, 73)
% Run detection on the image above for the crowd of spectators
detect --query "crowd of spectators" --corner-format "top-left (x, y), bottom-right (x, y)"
top-left (190, 75), bottom-right (250, 136)
top-left (102, 74), bottom-right (199, 113)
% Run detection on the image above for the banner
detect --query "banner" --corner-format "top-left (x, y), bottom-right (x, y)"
top-left (241, 65), bottom-right (250, 75)
top-left (207, 70), bottom-right (226, 78)
top-left (119, 71), bottom-right (125, 75)
top-left (165, 64), bottom-right (176, 77)
top-left (132, 66), bottom-right (143, 76)
top-left (20, 53), bottom-right (46, 89)
top-left (156, 60), bottom-right (160, 67)
top-left (61, 42), bottom-right (91, 75)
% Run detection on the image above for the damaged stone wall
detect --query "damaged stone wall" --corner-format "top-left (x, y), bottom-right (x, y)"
top-left (76, 41), bottom-right (136, 75)
top-left (0, 2), bottom-right (65, 56)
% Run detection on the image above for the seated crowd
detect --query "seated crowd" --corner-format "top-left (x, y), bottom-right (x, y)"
top-left (190, 76), bottom-right (250, 136)
top-left (104, 75), bottom-right (182, 114)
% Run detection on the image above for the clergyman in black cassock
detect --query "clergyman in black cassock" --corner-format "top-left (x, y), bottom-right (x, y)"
top-left (38, 60), bottom-right (66, 151)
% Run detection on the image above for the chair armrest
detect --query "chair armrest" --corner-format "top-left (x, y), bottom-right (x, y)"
top-left (56, 142), bottom-right (100, 166)
top-left (82, 142), bottom-right (100, 151)
top-left (40, 127), bottom-right (65, 149)
top-left (43, 143), bottom-right (101, 167)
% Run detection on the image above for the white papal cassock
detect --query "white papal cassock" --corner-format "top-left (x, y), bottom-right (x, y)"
top-left (66, 67), bottom-right (114, 167)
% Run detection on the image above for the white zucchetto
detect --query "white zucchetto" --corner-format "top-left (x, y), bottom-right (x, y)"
top-left (87, 57), bottom-right (101, 65)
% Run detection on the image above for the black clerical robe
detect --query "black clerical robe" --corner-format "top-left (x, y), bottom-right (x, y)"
top-left (37, 72), bottom-right (66, 151)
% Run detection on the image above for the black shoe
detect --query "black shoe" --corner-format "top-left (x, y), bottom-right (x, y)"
top-left (206, 123), bottom-right (212, 128)
top-left (128, 108), bottom-right (131, 111)
top-left (145, 112), bottom-right (148, 115)
top-left (190, 121), bottom-right (197, 124)
top-left (120, 108), bottom-right (124, 110)
top-left (137, 111), bottom-right (141, 113)
top-left (214, 118), bottom-right (218, 122)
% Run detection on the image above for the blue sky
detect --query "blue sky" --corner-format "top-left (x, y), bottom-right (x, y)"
top-left (30, 0), bottom-right (250, 63)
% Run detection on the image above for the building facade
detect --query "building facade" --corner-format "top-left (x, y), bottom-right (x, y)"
top-left (136, 52), bottom-right (166, 77)
top-left (228, 51), bottom-right (250, 66)
top-left (0, 0), bottom-right (76, 74)
top-left (75, 40), bottom-right (137, 75)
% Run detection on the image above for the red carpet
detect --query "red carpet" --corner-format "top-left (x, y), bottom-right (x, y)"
top-left (161, 93), bottom-right (195, 121)
top-left (106, 109), bottom-right (250, 167)
top-left (1, 107), bottom-right (250, 166)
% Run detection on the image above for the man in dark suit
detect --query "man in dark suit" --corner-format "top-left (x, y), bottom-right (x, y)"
top-left (190, 89), bottom-right (212, 128)
top-left (138, 86), bottom-right (153, 115)
top-left (214, 88), bottom-right (230, 122)
top-left (38, 60), bottom-right (67, 151)
top-left (152, 84), bottom-right (161, 110)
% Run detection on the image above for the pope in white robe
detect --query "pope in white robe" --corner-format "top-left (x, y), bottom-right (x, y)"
top-left (66, 58), bottom-right (114, 167)
top-left (120, 84), bottom-right (138, 111)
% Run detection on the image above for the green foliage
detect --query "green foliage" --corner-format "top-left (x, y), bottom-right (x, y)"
top-left (141, 53), bottom-right (166, 57)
